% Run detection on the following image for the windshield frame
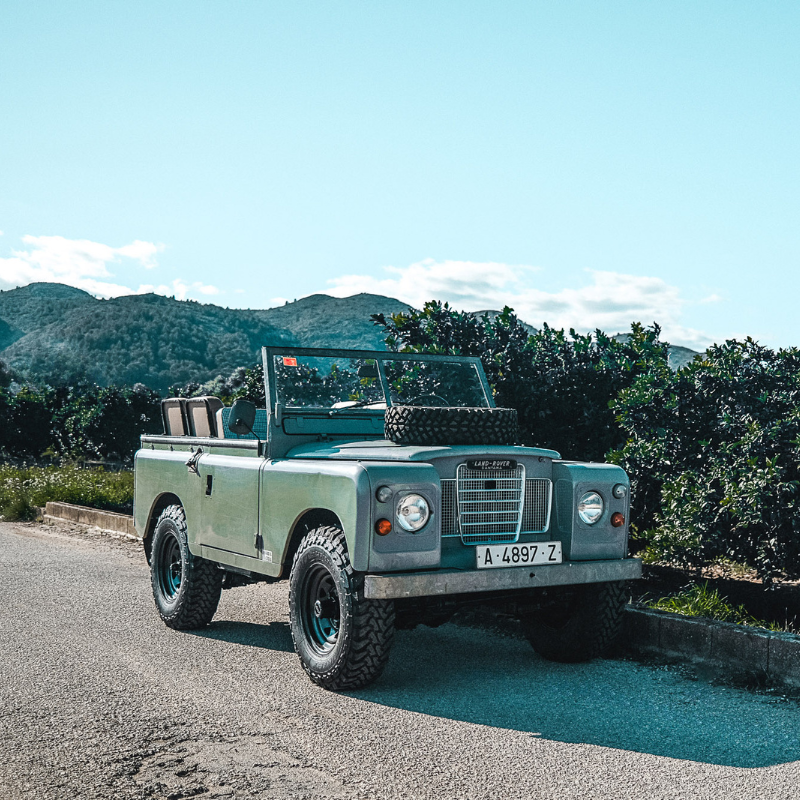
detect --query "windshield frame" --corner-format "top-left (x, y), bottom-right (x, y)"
top-left (262, 346), bottom-right (494, 415)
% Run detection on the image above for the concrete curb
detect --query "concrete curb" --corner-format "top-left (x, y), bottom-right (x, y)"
top-left (623, 606), bottom-right (800, 688)
top-left (44, 501), bottom-right (139, 540)
top-left (455, 604), bottom-right (800, 690)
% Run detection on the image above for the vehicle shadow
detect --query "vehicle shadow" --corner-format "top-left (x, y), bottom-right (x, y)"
top-left (352, 624), bottom-right (800, 769)
top-left (190, 620), bottom-right (294, 652)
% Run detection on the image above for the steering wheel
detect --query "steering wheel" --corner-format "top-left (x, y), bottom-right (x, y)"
top-left (406, 393), bottom-right (450, 407)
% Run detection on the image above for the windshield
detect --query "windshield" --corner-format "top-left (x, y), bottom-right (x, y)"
top-left (383, 359), bottom-right (489, 407)
top-left (273, 355), bottom-right (385, 410)
top-left (271, 353), bottom-right (490, 410)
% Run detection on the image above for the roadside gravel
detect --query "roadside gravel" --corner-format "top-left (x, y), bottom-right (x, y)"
top-left (1, 520), bottom-right (799, 799)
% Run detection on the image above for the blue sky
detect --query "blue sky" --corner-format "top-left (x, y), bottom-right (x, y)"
top-left (1, 1), bottom-right (798, 350)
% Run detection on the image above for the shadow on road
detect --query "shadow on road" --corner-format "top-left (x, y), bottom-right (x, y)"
top-left (182, 613), bottom-right (800, 768)
top-left (351, 624), bottom-right (800, 769)
top-left (190, 620), bottom-right (294, 652)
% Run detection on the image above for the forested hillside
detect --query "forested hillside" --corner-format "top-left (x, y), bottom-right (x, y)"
top-left (0, 284), bottom-right (409, 392)
top-left (0, 282), bottom-right (700, 392)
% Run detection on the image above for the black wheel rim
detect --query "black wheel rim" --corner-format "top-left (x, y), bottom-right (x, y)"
top-left (157, 530), bottom-right (183, 601)
top-left (299, 563), bottom-right (341, 655)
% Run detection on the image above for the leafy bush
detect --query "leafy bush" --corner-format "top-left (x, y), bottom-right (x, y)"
top-left (372, 302), bottom-right (670, 462)
top-left (0, 465), bottom-right (134, 520)
top-left (611, 339), bottom-right (800, 584)
top-left (51, 383), bottom-right (162, 460)
top-left (0, 382), bottom-right (161, 462)
top-left (0, 386), bottom-right (56, 458)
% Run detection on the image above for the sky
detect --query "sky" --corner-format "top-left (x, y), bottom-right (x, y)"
top-left (1, 1), bottom-right (798, 351)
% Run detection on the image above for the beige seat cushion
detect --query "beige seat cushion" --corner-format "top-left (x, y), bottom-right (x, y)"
top-left (186, 396), bottom-right (225, 437)
top-left (161, 398), bottom-right (188, 436)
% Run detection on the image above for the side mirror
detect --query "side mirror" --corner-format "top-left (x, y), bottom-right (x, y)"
top-left (229, 398), bottom-right (256, 436)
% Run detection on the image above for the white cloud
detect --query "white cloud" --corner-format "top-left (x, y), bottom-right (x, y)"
top-left (329, 258), bottom-right (540, 311)
top-left (0, 234), bottom-right (220, 302)
top-left (137, 279), bottom-right (220, 301)
top-left (327, 258), bottom-right (713, 350)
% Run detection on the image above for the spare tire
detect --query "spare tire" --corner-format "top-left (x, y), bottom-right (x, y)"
top-left (385, 406), bottom-right (518, 446)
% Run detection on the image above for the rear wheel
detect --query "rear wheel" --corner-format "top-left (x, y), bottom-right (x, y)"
top-left (289, 525), bottom-right (395, 690)
top-left (521, 581), bottom-right (628, 663)
top-left (150, 504), bottom-right (222, 630)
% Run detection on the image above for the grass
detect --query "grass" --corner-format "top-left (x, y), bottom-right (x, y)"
top-left (0, 464), bottom-right (133, 521)
top-left (647, 581), bottom-right (784, 632)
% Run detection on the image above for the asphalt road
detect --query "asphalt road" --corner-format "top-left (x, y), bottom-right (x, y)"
top-left (1, 521), bottom-right (800, 800)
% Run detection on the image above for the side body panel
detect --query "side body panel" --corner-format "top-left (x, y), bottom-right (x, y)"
top-left (259, 459), bottom-right (371, 572)
top-left (195, 453), bottom-right (261, 557)
top-left (134, 448), bottom-right (202, 539)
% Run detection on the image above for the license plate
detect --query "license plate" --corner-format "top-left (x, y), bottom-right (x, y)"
top-left (476, 541), bottom-right (562, 569)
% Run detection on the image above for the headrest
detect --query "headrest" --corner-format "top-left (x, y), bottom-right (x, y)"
top-left (161, 398), bottom-right (189, 436)
top-left (186, 396), bottom-right (224, 437)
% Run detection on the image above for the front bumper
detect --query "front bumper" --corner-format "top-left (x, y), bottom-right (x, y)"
top-left (363, 557), bottom-right (642, 600)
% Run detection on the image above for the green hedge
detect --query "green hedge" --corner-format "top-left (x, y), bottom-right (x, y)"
top-left (610, 339), bottom-right (800, 585)
top-left (0, 382), bottom-right (161, 462)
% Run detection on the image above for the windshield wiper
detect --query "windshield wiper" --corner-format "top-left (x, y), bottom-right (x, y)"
top-left (328, 399), bottom-right (385, 416)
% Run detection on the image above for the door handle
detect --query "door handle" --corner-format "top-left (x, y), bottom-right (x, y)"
top-left (185, 448), bottom-right (203, 475)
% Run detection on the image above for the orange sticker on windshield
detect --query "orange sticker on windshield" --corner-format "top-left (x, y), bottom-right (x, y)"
top-left (282, 357), bottom-right (298, 366)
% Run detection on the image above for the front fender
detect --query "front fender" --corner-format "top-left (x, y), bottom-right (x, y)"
top-left (260, 459), bottom-right (371, 571)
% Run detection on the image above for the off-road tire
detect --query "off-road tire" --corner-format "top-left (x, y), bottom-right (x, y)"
top-left (521, 580), bottom-right (628, 663)
top-left (150, 504), bottom-right (222, 630)
top-left (289, 525), bottom-right (395, 690)
top-left (385, 405), bottom-right (518, 446)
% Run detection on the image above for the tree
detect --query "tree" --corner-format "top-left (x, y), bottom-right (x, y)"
top-left (610, 338), bottom-right (800, 583)
top-left (373, 301), bottom-right (670, 462)
top-left (52, 384), bottom-right (162, 462)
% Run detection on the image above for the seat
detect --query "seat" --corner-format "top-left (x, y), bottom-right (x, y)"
top-left (161, 398), bottom-right (189, 436)
top-left (186, 396), bottom-right (225, 437)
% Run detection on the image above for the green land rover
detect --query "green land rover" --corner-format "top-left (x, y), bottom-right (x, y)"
top-left (134, 346), bottom-right (641, 690)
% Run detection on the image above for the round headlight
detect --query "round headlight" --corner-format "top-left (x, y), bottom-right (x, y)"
top-left (578, 491), bottom-right (604, 525)
top-left (395, 494), bottom-right (430, 532)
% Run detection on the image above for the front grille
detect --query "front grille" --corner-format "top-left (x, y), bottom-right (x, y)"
top-left (441, 480), bottom-right (458, 537)
top-left (441, 472), bottom-right (552, 545)
top-left (522, 478), bottom-right (551, 532)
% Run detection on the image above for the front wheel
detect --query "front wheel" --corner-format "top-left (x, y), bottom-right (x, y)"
top-left (521, 580), bottom-right (628, 663)
top-left (289, 526), bottom-right (395, 690)
top-left (150, 504), bottom-right (222, 630)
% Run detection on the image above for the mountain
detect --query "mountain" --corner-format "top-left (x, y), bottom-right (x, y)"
top-left (0, 282), bottom-right (701, 392)
top-left (0, 283), bottom-right (96, 350)
top-left (0, 284), bottom-right (410, 393)
top-left (612, 332), bottom-right (700, 371)
top-left (253, 293), bottom-right (410, 351)
top-left (665, 344), bottom-right (701, 370)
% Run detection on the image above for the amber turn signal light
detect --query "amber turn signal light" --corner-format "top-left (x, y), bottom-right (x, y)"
top-left (375, 519), bottom-right (392, 536)
top-left (610, 512), bottom-right (625, 528)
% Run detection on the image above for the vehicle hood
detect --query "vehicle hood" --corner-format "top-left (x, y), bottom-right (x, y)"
top-left (285, 439), bottom-right (560, 462)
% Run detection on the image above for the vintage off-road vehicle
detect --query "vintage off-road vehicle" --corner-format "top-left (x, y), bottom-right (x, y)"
top-left (135, 346), bottom-right (641, 690)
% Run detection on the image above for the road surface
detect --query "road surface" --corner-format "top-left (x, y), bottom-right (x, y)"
top-left (1, 520), bottom-right (799, 799)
